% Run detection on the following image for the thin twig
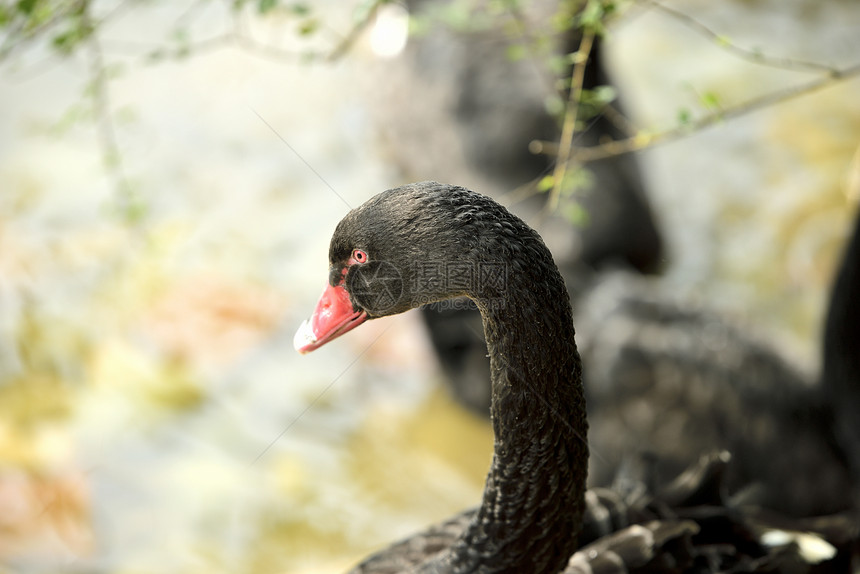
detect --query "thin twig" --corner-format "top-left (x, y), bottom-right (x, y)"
top-left (599, 101), bottom-right (641, 139)
top-left (174, 0), bottom-right (213, 30)
top-left (640, 0), bottom-right (842, 76)
top-left (533, 61), bottom-right (860, 163)
top-left (502, 113), bottom-right (615, 210)
top-left (503, 4), bottom-right (565, 101)
top-left (326, 0), bottom-right (386, 62)
top-left (0, 18), bottom-right (26, 58)
top-left (547, 28), bottom-right (595, 211)
top-left (234, 33), bottom-right (319, 62)
top-left (84, 4), bottom-right (130, 201)
top-left (229, 0), bottom-right (388, 64)
top-left (6, 53), bottom-right (67, 84)
top-left (93, 0), bottom-right (135, 28)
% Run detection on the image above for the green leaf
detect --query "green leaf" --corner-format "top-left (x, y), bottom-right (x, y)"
top-left (677, 107), bottom-right (691, 125)
top-left (428, 0), bottom-right (493, 32)
top-left (408, 12), bottom-right (432, 37)
top-left (51, 23), bottom-right (92, 56)
top-left (172, 27), bottom-right (189, 43)
top-left (567, 50), bottom-right (588, 65)
top-left (547, 54), bottom-right (569, 76)
top-left (556, 77), bottom-right (571, 92)
top-left (299, 50), bottom-right (319, 64)
top-left (575, 85), bottom-right (618, 121)
top-left (171, 27), bottom-right (191, 58)
top-left (16, 0), bottom-right (39, 15)
top-left (297, 18), bottom-right (318, 36)
top-left (563, 201), bottom-right (589, 226)
top-left (489, 0), bottom-right (522, 13)
top-left (537, 175), bottom-right (555, 193)
top-left (50, 102), bottom-right (92, 135)
top-left (290, 2), bottom-right (310, 16)
top-left (258, 0), bottom-right (279, 14)
top-left (578, 0), bottom-right (607, 34)
top-left (582, 85), bottom-right (617, 106)
top-left (559, 166), bottom-right (594, 197)
top-left (550, 7), bottom-right (575, 32)
top-left (700, 91), bottom-right (721, 110)
top-left (544, 94), bottom-right (564, 118)
top-left (146, 48), bottom-right (165, 63)
top-left (506, 43), bottom-right (527, 62)
top-left (111, 184), bottom-right (149, 226)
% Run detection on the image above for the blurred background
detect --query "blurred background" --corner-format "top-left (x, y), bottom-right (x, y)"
top-left (1, 0), bottom-right (859, 572)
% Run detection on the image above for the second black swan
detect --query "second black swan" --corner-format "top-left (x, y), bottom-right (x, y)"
top-left (578, 201), bottom-right (860, 516)
top-left (366, 1), bottom-right (665, 416)
top-left (294, 182), bottom-right (856, 573)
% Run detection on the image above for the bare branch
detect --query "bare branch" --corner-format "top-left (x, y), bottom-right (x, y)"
top-left (640, 0), bottom-right (843, 76)
top-left (175, 0), bottom-right (214, 30)
top-left (532, 61), bottom-right (860, 163)
top-left (83, 3), bottom-right (131, 205)
top-left (94, 0), bottom-right (135, 28)
top-left (326, 0), bottom-right (387, 62)
top-left (547, 28), bottom-right (595, 211)
top-left (233, 32), bottom-right (319, 62)
top-left (502, 3), bottom-right (564, 101)
top-left (171, 1), bottom-right (391, 64)
top-left (597, 100), bottom-right (641, 139)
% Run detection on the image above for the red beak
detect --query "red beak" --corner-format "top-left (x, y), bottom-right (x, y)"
top-left (294, 282), bottom-right (368, 353)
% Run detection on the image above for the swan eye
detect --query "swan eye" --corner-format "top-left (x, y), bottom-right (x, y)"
top-left (351, 249), bottom-right (368, 264)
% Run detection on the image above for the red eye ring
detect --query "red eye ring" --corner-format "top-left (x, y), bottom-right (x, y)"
top-left (350, 249), bottom-right (368, 265)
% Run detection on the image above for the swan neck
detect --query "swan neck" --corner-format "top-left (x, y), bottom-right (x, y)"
top-left (441, 266), bottom-right (589, 574)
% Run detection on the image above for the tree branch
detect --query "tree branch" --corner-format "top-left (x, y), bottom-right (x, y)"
top-left (532, 61), bottom-right (860, 163)
top-left (502, 3), bottom-right (565, 102)
top-left (155, 0), bottom-right (388, 64)
top-left (598, 100), bottom-right (641, 139)
top-left (547, 27), bottom-right (595, 211)
top-left (83, 2), bottom-right (131, 208)
top-left (639, 0), bottom-right (843, 76)
top-left (326, 0), bottom-right (386, 62)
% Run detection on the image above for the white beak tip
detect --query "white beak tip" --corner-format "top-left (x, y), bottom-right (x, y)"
top-left (293, 319), bottom-right (317, 353)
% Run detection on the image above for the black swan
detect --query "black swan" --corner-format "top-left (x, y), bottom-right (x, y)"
top-left (296, 181), bottom-right (588, 573)
top-left (294, 182), bottom-right (856, 573)
top-left (577, 201), bottom-right (860, 517)
top-left (822, 201), bottom-right (860, 490)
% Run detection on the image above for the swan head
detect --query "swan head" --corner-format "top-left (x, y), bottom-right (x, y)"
top-left (294, 181), bottom-right (515, 353)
